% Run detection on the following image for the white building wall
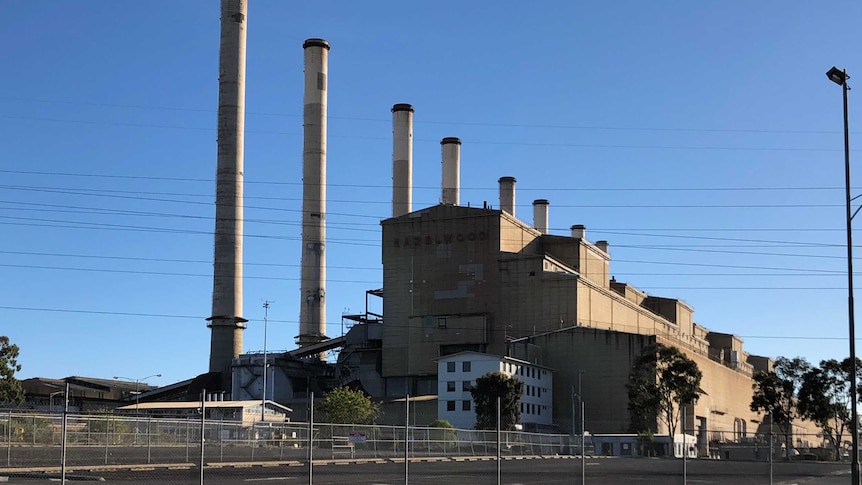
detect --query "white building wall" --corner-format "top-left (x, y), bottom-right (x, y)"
top-left (437, 351), bottom-right (553, 429)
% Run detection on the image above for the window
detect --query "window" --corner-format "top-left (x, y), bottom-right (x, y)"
top-left (447, 401), bottom-right (456, 411)
top-left (537, 388), bottom-right (541, 398)
top-left (462, 361), bottom-right (471, 372)
top-left (447, 362), bottom-right (455, 372)
top-left (438, 318), bottom-right (447, 329)
top-left (447, 381), bottom-right (455, 392)
top-left (462, 400), bottom-right (471, 411)
top-left (462, 381), bottom-right (471, 392)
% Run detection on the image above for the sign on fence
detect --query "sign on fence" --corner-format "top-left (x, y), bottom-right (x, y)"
top-left (348, 431), bottom-right (367, 444)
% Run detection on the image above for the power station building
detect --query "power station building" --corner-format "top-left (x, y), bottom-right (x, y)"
top-left (191, 25), bottom-right (815, 453)
top-left (334, 177), bottom-right (817, 453)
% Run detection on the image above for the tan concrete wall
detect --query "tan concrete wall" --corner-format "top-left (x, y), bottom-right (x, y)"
top-left (381, 206), bottom-right (501, 378)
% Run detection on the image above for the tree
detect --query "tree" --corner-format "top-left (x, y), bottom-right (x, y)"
top-left (750, 356), bottom-right (810, 456)
top-left (316, 386), bottom-right (379, 424)
top-left (798, 357), bottom-right (862, 460)
top-left (0, 336), bottom-right (24, 405)
top-left (626, 343), bottom-right (703, 443)
top-left (428, 419), bottom-right (457, 451)
top-left (470, 372), bottom-right (524, 430)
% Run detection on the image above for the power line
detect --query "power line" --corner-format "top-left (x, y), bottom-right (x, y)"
top-left (0, 263), bottom-right (380, 283)
top-left (0, 170), bottom-right (856, 193)
top-left (1, 305), bottom-right (853, 342)
top-left (3, 96), bottom-right (860, 136)
top-left (1, 114), bottom-right (855, 152)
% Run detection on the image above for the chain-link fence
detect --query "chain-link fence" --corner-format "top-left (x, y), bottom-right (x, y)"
top-left (0, 411), bottom-right (572, 468)
top-left (0, 412), bottom-right (852, 484)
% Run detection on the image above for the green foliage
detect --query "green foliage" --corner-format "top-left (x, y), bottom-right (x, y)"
top-left (751, 357), bottom-right (810, 432)
top-left (798, 357), bottom-right (861, 461)
top-left (635, 429), bottom-right (661, 457)
top-left (317, 387), bottom-right (379, 424)
top-left (0, 336), bottom-right (24, 405)
top-left (9, 413), bottom-right (52, 443)
top-left (750, 356), bottom-right (811, 455)
top-left (470, 372), bottom-right (524, 431)
top-left (428, 419), bottom-right (457, 450)
top-left (626, 343), bottom-right (703, 440)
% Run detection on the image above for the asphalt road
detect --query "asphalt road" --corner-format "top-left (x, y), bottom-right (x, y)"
top-left (1, 457), bottom-right (850, 484)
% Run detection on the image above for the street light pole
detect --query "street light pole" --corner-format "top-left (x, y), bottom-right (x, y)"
top-left (262, 301), bottom-right (271, 423)
top-left (579, 370), bottom-right (585, 485)
top-left (827, 65), bottom-right (859, 485)
top-left (114, 373), bottom-right (162, 441)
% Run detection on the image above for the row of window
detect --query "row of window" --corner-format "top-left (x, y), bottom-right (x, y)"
top-left (446, 381), bottom-right (472, 393)
top-left (524, 385), bottom-right (545, 398)
top-left (520, 402), bottom-right (548, 416)
top-left (501, 362), bottom-right (547, 380)
top-left (446, 361), bottom-right (472, 373)
top-left (445, 400), bottom-right (471, 412)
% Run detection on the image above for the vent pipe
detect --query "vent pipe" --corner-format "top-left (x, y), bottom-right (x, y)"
top-left (441, 137), bottom-right (461, 205)
top-left (596, 240), bottom-right (610, 254)
top-left (532, 199), bottom-right (549, 234)
top-left (571, 224), bottom-right (586, 239)
top-left (498, 176), bottom-right (516, 217)
top-left (297, 38), bottom-right (330, 358)
top-left (208, 0), bottom-right (249, 383)
top-left (392, 104), bottom-right (414, 217)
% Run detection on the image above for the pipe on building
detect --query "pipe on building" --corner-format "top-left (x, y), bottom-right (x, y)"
top-left (298, 38), bottom-right (330, 357)
top-left (533, 199), bottom-right (549, 234)
top-left (441, 137), bottom-right (461, 205)
top-left (596, 240), bottom-right (610, 254)
top-left (571, 224), bottom-right (586, 239)
top-left (499, 176), bottom-right (516, 217)
top-left (392, 104), bottom-right (414, 217)
top-left (208, 0), bottom-right (249, 381)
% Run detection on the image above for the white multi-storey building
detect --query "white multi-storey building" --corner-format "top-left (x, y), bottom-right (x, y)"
top-left (436, 351), bottom-right (553, 430)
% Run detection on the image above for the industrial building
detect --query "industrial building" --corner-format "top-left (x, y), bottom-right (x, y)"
top-left (184, 6), bottom-right (813, 455)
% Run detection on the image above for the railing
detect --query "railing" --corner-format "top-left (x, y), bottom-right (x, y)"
top-left (0, 411), bottom-right (575, 469)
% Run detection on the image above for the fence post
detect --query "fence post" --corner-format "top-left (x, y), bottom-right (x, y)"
top-left (199, 390), bottom-right (205, 485)
top-left (146, 417), bottom-right (152, 464)
top-left (6, 412), bottom-right (11, 467)
top-left (308, 391), bottom-right (314, 485)
top-left (104, 416), bottom-right (109, 465)
top-left (60, 381), bottom-right (69, 485)
top-left (496, 396), bottom-right (501, 485)
top-left (185, 418), bottom-right (190, 463)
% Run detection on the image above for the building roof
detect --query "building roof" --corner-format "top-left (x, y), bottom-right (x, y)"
top-left (117, 400), bottom-right (292, 413)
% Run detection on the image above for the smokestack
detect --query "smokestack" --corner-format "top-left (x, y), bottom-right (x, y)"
top-left (392, 104), bottom-right (414, 217)
top-left (596, 240), bottom-right (610, 254)
top-left (571, 224), bottom-right (586, 239)
top-left (532, 199), bottom-right (549, 234)
top-left (208, 0), bottom-right (248, 383)
top-left (441, 137), bottom-right (461, 205)
top-left (498, 176), bottom-right (516, 217)
top-left (298, 38), bottom-right (330, 358)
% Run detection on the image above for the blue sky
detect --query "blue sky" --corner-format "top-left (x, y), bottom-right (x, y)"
top-left (2, 1), bottom-right (860, 386)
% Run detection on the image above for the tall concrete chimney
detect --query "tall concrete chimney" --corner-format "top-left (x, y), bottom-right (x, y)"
top-left (208, 0), bottom-right (248, 384)
top-left (298, 38), bottom-right (330, 358)
top-left (392, 104), bottom-right (414, 217)
top-left (532, 199), bottom-right (549, 234)
top-left (571, 224), bottom-right (586, 239)
top-left (499, 176), bottom-right (516, 217)
top-left (440, 137), bottom-right (461, 205)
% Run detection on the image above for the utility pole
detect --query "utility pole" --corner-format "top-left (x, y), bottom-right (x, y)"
top-left (261, 301), bottom-right (271, 423)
